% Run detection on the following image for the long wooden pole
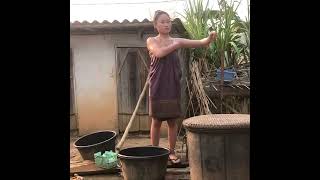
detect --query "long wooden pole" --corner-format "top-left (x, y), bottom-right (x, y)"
top-left (116, 79), bottom-right (149, 153)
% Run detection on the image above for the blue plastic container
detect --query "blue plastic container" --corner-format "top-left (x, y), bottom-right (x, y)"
top-left (216, 69), bottom-right (237, 82)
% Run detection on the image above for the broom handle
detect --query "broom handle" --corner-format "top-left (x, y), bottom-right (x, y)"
top-left (116, 78), bottom-right (150, 152)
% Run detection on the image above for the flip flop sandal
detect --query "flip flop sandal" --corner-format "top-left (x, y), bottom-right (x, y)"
top-left (168, 156), bottom-right (181, 164)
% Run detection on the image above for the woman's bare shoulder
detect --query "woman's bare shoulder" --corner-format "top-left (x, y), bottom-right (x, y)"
top-left (146, 36), bottom-right (157, 43)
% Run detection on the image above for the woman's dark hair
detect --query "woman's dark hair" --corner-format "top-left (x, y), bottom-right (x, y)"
top-left (153, 10), bottom-right (170, 24)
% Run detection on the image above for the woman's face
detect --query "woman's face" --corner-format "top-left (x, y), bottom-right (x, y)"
top-left (155, 13), bottom-right (172, 34)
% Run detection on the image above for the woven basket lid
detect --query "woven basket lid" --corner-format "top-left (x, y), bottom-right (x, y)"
top-left (183, 114), bottom-right (250, 131)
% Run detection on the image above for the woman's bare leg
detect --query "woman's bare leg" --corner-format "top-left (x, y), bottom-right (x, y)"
top-left (150, 118), bottom-right (162, 146)
top-left (167, 119), bottom-right (179, 161)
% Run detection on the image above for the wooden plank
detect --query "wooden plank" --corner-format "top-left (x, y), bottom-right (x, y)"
top-left (128, 51), bottom-right (141, 132)
top-left (70, 160), bottom-right (189, 176)
top-left (167, 161), bottom-right (189, 168)
top-left (200, 134), bottom-right (226, 180)
top-left (116, 49), bottom-right (122, 116)
top-left (71, 160), bottom-right (94, 168)
top-left (187, 132), bottom-right (201, 180)
top-left (138, 63), bottom-right (148, 113)
top-left (135, 50), bottom-right (143, 114)
top-left (165, 170), bottom-right (190, 180)
top-left (129, 114), bottom-right (140, 132)
top-left (188, 131), bottom-right (226, 180)
top-left (120, 115), bottom-right (129, 133)
top-left (119, 49), bottom-right (131, 113)
top-left (117, 48), bottom-right (126, 114)
top-left (137, 48), bottom-right (149, 115)
top-left (137, 48), bottom-right (149, 71)
top-left (122, 115), bottom-right (128, 133)
top-left (123, 50), bottom-right (131, 113)
top-left (166, 167), bottom-right (189, 174)
top-left (129, 51), bottom-right (137, 112)
top-left (117, 48), bottom-right (129, 77)
top-left (139, 115), bottom-right (151, 131)
top-left (119, 114), bottom-right (139, 133)
top-left (118, 114), bottom-right (124, 132)
top-left (70, 160), bottom-right (120, 176)
top-left (226, 134), bottom-right (250, 180)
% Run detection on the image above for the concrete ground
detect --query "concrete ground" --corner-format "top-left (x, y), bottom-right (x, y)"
top-left (70, 134), bottom-right (190, 180)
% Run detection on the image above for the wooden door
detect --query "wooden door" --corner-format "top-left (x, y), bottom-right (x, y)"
top-left (116, 47), bottom-right (151, 133)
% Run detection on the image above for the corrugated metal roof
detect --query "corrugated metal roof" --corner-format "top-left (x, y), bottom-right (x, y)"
top-left (71, 17), bottom-right (179, 25)
top-left (70, 18), bottom-right (186, 35)
top-left (71, 18), bottom-right (152, 25)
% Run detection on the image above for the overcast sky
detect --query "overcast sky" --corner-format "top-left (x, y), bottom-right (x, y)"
top-left (70, 0), bottom-right (249, 22)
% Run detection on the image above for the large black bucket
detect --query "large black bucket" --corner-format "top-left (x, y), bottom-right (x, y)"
top-left (73, 130), bottom-right (117, 160)
top-left (118, 146), bottom-right (170, 180)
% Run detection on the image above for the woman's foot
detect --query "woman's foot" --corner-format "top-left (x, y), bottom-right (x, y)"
top-left (168, 152), bottom-right (181, 164)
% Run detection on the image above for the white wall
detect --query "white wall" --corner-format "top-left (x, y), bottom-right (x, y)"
top-left (71, 34), bottom-right (147, 135)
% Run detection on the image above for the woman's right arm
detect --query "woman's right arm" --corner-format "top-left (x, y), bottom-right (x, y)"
top-left (176, 31), bottom-right (217, 48)
top-left (146, 37), bottom-right (180, 59)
